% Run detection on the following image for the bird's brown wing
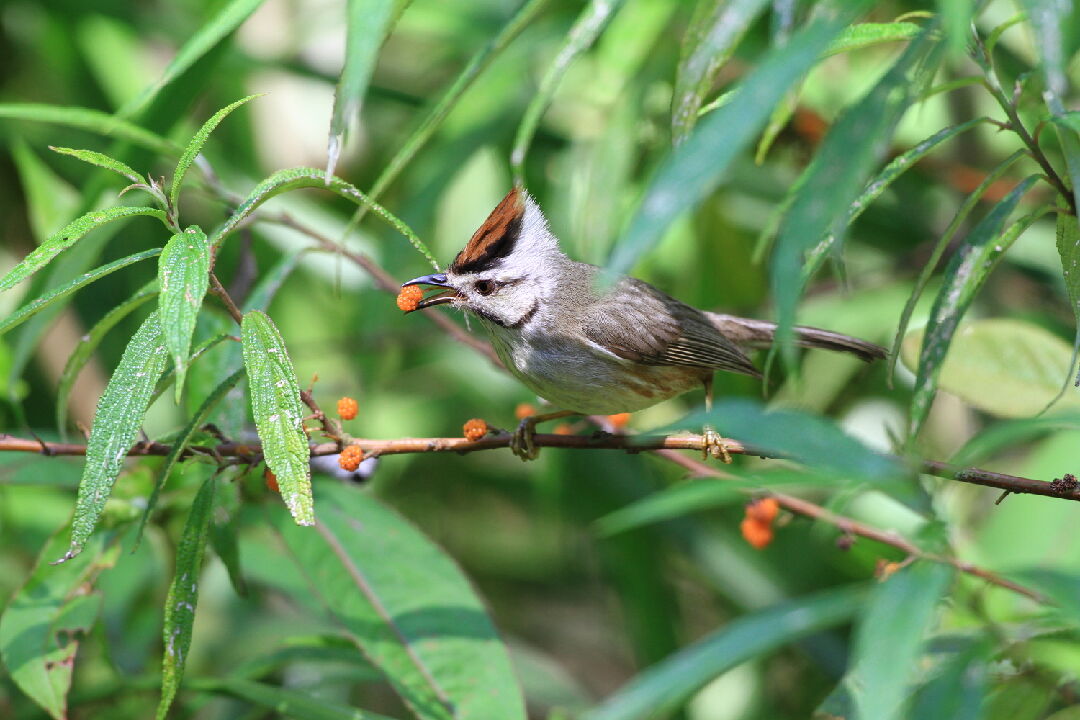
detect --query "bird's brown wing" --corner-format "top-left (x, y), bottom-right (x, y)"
top-left (580, 278), bottom-right (761, 378)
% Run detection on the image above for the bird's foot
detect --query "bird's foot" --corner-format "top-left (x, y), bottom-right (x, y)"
top-left (510, 417), bottom-right (541, 461)
top-left (702, 426), bottom-right (734, 464)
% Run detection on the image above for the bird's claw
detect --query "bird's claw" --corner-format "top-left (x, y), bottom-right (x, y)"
top-left (510, 418), bottom-right (540, 461)
top-left (702, 427), bottom-right (734, 464)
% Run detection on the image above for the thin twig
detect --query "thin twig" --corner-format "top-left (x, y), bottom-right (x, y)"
top-left (264, 211), bottom-right (503, 368)
top-left (3, 431), bottom-right (1076, 503)
top-left (209, 272), bottom-right (244, 325)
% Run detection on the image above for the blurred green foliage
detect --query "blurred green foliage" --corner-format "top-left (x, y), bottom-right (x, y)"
top-left (1, 0), bottom-right (1080, 719)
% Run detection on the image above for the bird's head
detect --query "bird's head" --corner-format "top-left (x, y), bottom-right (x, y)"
top-left (402, 188), bottom-right (564, 329)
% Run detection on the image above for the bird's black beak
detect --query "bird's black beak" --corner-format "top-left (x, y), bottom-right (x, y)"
top-left (401, 273), bottom-right (458, 311)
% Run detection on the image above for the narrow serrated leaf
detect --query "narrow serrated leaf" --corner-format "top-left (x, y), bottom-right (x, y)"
top-left (848, 562), bottom-right (953, 720)
top-left (242, 311), bottom-right (313, 526)
top-left (212, 167), bottom-right (437, 268)
top-left (157, 473), bottom-right (216, 720)
top-left (63, 311), bottom-right (171, 561)
top-left (771, 25), bottom-right (941, 366)
top-left (671, 0), bottom-right (768, 144)
top-left (170, 95), bottom-right (260, 212)
top-left (1056, 213), bottom-right (1080, 386)
top-left (158, 226), bottom-right (211, 401)
top-left (606, 0), bottom-right (870, 278)
top-left (0, 248), bottom-right (162, 339)
top-left (804, 117), bottom-right (989, 280)
top-left (887, 149), bottom-right (1028, 380)
top-left (209, 479), bottom-right (248, 597)
top-left (118, 0), bottom-right (268, 119)
top-left (151, 332), bottom-right (232, 408)
top-left (355, 0), bottom-right (550, 219)
top-left (56, 281), bottom-right (158, 435)
top-left (49, 146), bottom-right (145, 184)
top-left (135, 369), bottom-right (245, 547)
top-left (187, 677), bottom-right (397, 720)
top-left (1019, 0), bottom-right (1080, 216)
top-left (326, 0), bottom-right (395, 180)
top-left (0, 206), bottom-right (166, 292)
top-left (907, 176), bottom-right (1040, 441)
top-left (0, 104), bottom-right (178, 154)
top-left (272, 483), bottom-right (526, 720)
top-left (822, 21), bottom-right (923, 57)
top-left (0, 530), bottom-right (119, 720)
top-left (583, 586), bottom-right (865, 720)
top-left (511, 0), bottom-right (627, 179)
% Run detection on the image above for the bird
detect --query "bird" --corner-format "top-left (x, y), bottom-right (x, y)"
top-left (403, 188), bottom-right (885, 461)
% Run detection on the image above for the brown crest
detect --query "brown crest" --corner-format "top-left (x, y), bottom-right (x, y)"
top-left (449, 188), bottom-right (526, 274)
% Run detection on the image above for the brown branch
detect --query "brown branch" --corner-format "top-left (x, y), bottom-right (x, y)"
top-left (653, 450), bottom-right (1045, 603)
top-left (264, 211), bottom-right (503, 368)
top-left (209, 272), bottom-right (244, 325)
top-left (0, 429), bottom-right (1049, 601)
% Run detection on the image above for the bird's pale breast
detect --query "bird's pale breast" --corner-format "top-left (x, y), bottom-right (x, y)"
top-left (485, 321), bottom-right (706, 414)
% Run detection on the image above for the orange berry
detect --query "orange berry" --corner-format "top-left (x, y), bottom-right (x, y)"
top-left (553, 423), bottom-right (573, 435)
top-left (339, 445), bottom-right (364, 471)
top-left (264, 468), bottom-right (279, 493)
top-left (396, 285), bottom-right (424, 311)
top-left (740, 517), bottom-right (773, 549)
top-left (463, 418), bottom-right (488, 441)
top-left (607, 413), bottom-right (631, 430)
top-left (336, 396), bottom-right (358, 420)
top-left (514, 403), bottom-right (536, 420)
top-left (746, 497), bottom-right (779, 524)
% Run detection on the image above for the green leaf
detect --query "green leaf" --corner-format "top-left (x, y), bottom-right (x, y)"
top-left (771, 25), bottom-right (941, 365)
top-left (1054, 112), bottom-right (1080, 134)
top-left (672, 0), bottom-right (768, 145)
top-left (803, 117), bottom-right (989, 282)
top-left (170, 95), bottom-right (260, 213)
top-left (1005, 570), bottom-right (1080, 627)
top-left (596, 467), bottom-right (840, 536)
top-left (135, 369), bottom-right (245, 547)
top-left (582, 585), bottom-right (866, 720)
top-left (11, 139), bottom-right (80, 242)
top-left (1057, 210), bottom-right (1080, 385)
top-left (326, 0), bottom-right (396, 180)
top-left (823, 21), bottom-right (923, 57)
top-left (0, 530), bottom-right (119, 720)
top-left (49, 145), bottom-right (145, 185)
top-left (118, 0), bottom-right (268, 119)
top-left (937, 0), bottom-right (976, 55)
top-left (212, 167), bottom-right (437, 267)
top-left (56, 281), bottom-right (158, 436)
top-left (356, 0), bottom-right (550, 215)
top-left (605, 0), bottom-right (869, 277)
top-left (901, 319), bottom-right (1080, 418)
top-left (272, 482), bottom-right (526, 720)
top-left (887, 149), bottom-right (1028, 380)
top-left (187, 677), bottom-right (397, 720)
top-left (907, 176), bottom-right (1040, 441)
top-left (847, 562), bottom-right (953, 720)
top-left (909, 639), bottom-right (990, 720)
top-left (511, 0), bottom-right (628, 179)
top-left (677, 399), bottom-right (903, 481)
top-left (242, 311), bottom-right (313, 526)
top-left (209, 479), bottom-right (248, 597)
top-left (950, 411), bottom-right (1080, 466)
top-left (158, 226), bottom-right (211, 401)
top-left (62, 311), bottom-right (171, 561)
top-left (0, 206), bottom-right (167, 292)
top-left (0, 248), bottom-right (163, 339)
top-left (157, 473), bottom-right (217, 720)
top-left (0, 104), bottom-right (178, 155)
top-left (1019, 0), bottom-right (1080, 216)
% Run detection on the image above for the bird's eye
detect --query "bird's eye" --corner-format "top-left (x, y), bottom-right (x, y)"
top-left (475, 279), bottom-right (496, 296)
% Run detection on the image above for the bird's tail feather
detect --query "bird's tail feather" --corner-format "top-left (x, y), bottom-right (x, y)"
top-left (706, 314), bottom-right (885, 363)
